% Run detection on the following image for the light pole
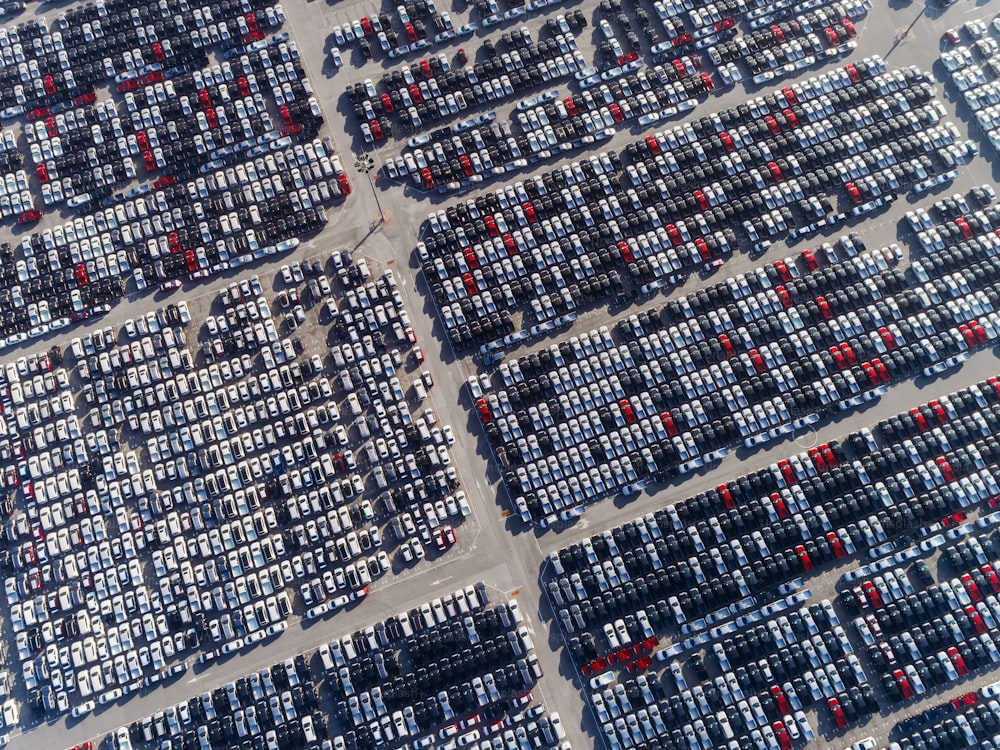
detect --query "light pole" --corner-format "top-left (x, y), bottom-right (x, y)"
top-left (354, 153), bottom-right (385, 225)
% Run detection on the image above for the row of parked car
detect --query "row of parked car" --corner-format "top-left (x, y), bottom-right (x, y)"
top-left (475, 196), bottom-right (1000, 526)
top-left (324, 585), bottom-right (567, 750)
top-left (544, 375), bottom-right (1000, 749)
top-left (590, 592), bottom-right (862, 750)
top-left (419, 55), bottom-right (963, 355)
top-left (891, 677), bottom-right (1000, 749)
top-left (705, 3), bottom-right (863, 84)
top-left (109, 584), bottom-right (567, 750)
top-left (0, 0), bottom-right (352, 344)
top-left (1, 253), bottom-right (467, 727)
top-left (26, 33), bottom-right (323, 208)
top-left (940, 14), bottom-right (1000, 154)
top-left (850, 548), bottom-right (1000, 707)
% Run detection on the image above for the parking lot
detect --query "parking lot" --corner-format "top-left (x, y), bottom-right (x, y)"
top-left (543, 372), bottom-right (1000, 748)
top-left (0, 0), bottom-right (995, 748)
top-left (105, 583), bottom-right (570, 750)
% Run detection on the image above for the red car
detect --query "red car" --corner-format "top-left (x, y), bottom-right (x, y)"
top-left (718, 334), bottom-right (734, 356)
top-left (770, 686), bottom-right (791, 715)
top-left (777, 460), bottom-right (796, 485)
top-left (893, 669), bottom-right (914, 700)
top-left (693, 189), bottom-right (710, 210)
top-left (748, 349), bottom-right (766, 373)
top-left (822, 444), bottom-right (837, 467)
top-left (719, 131), bottom-right (734, 151)
top-left (952, 691), bottom-right (979, 710)
top-left (794, 544), bottom-right (813, 571)
top-left (43, 75), bottom-right (57, 95)
top-left (936, 457), bottom-right (956, 482)
top-left (862, 581), bottom-right (883, 608)
top-left (773, 721), bottom-right (792, 750)
top-left (801, 248), bottom-right (818, 270)
top-left (484, 215), bottom-right (498, 237)
top-left (665, 224), bottom-right (682, 246)
top-left (462, 272), bottom-right (477, 295)
top-left (862, 363), bottom-right (880, 386)
top-left (337, 173), bottom-right (352, 194)
top-left (369, 120), bottom-right (384, 140)
top-left (824, 27), bottom-right (839, 45)
top-left (625, 655), bottom-right (652, 673)
top-left (941, 510), bottom-right (967, 529)
top-left (17, 209), bottom-right (42, 223)
top-left (380, 92), bottom-right (395, 113)
top-left (463, 247), bottom-right (479, 270)
top-left (845, 63), bottom-right (861, 83)
top-left (782, 86), bottom-right (798, 104)
top-left (764, 115), bottom-right (780, 135)
top-left (434, 526), bottom-right (456, 551)
top-left (237, 76), bottom-right (252, 97)
top-left (910, 408), bottom-right (929, 432)
top-left (475, 399), bottom-right (492, 424)
top-left (661, 413), bottom-right (679, 436)
top-left (816, 296), bottom-right (832, 319)
top-left (962, 573), bottom-right (983, 602)
top-left (775, 286), bottom-right (792, 308)
top-left (718, 484), bottom-right (734, 509)
top-left (767, 161), bottom-right (783, 181)
top-left (360, 16), bottom-right (374, 35)
top-left (965, 606), bottom-right (987, 634)
top-left (421, 168), bottom-right (434, 189)
top-left (522, 202), bottom-right (537, 223)
top-left (565, 98), bottom-right (578, 116)
top-left (151, 41), bottom-right (166, 61)
top-left (878, 327), bottom-right (896, 348)
top-left (845, 182), bottom-right (862, 204)
top-left (771, 493), bottom-right (789, 518)
top-left (608, 103), bottom-right (623, 123)
top-left (872, 358), bottom-right (890, 382)
top-left (827, 532), bottom-right (846, 558)
top-left (619, 399), bottom-right (637, 424)
top-left (947, 646), bottom-right (968, 676)
top-left (404, 22), bottom-right (418, 41)
top-left (695, 238), bottom-right (711, 261)
top-left (27, 106), bottom-right (51, 121)
top-left (774, 260), bottom-right (792, 282)
top-left (828, 697), bottom-right (848, 728)
top-left (645, 135), bottom-right (661, 156)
